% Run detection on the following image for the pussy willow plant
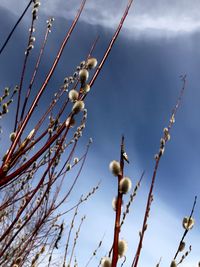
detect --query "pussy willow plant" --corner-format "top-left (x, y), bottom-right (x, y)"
top-left (99, 76), bottom-right (198, 267)
top-left (0, 0), bottom-right (135, 266)
top-left (0, 1), bottom-right (198, 267)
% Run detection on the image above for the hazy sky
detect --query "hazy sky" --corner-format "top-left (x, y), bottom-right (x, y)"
top-left (0, 1), bottom-right (200, 266)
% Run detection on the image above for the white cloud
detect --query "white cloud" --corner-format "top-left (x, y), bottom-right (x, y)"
top-left (1, 0), bottom-right (200, 36)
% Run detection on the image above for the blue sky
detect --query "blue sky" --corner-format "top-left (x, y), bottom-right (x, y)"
top-left (0, 1), bottom-right (200, 266)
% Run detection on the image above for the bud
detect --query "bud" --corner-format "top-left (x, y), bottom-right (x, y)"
top-left (69, 76), bottom-right (74, 83)
top-left (27, 129), bottom-right (35, 140)
top-left (9, 132), bottom-right (16, 142)
top-left (118, 239), bottom-right (128, 258)
top-left (119, 177), bottom-right (132, 194)
top-left (101, 257), bottom-right (111, 267)
top-left (72, 101), bottom-right (85, 114)
top-left (178, 241), bottom-right (185, 252)
top-left (30, 36), bottom-right (36, 43)
top-left (68, 90), bottom-right (78, 102)
top-left (160, 138), bottom-right (165, 148)
top-left (86, 57), bottom-right (98, 69)
top-left (2, 164), bottom-right (9, 172)
top-left (154, 154), bottom-right (159, 160)
top-left (2, 103), bottom-right (8, 111)
top-left (73, 158), bottom-right (79, 164)
top-left (170, 260), bottom-right (177, 267)
top-left (112, 197), bottom-right (123, 211)
top-left (34, 2), bottom-right (41, 8)
top-left (182, 217), bottom-right (195, 230)
top-left (82, 84), bottom-right (90, 94)
top-left (66, 164), bottom-right (71, 171)
top-left (80, 60), bottom-right (85, 68)
top-left (4, 87), bottom-right (9, 96)
top-left (170, 114), bottom-right (175, 124)
top-left (112, 197), bottom-right (118, 211)
top-left (159, 147), bottom-right (165, 156)
top-left (109, 160), bottom-right (121, 176)
top-left (65, 117), bottom-right (76, 128)
top-left (163, 127), bottom-right (170, 141)
top-left (79, 69), bottom-right (89, 83)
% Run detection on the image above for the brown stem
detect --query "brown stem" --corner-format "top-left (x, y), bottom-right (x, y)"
top-left (111, 136), bottom-right (125, 267)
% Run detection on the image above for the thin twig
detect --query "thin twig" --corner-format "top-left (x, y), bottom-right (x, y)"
top-left (0, 0), bottom-right (33, 55)
top-left (131, 76), bottom-right (187, 267)
top-left (173, 196), bottom-right (197, 260)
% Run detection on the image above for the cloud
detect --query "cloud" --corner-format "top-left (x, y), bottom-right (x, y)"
top-left (1, 0), bottom-right (200, 36)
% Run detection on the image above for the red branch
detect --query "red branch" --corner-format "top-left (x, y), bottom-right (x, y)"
top-left (112, 136), bottom-right (125, 267)
top-left (1, 0), bottom-right (87, 171)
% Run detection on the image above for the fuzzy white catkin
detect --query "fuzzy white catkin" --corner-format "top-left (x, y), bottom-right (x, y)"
top-left (112, 197), bottom-right (117, 211)
top-left (27, 129), bottom-right (35, 140)
top-left (30, 36), bottom-right (36, 42)
top-left (178, 241), bottom-right (185, 252)
top-left (79, 69), bottom-right (89, 83)
top-left (87, 57), bottom-right (98, 69)
top-left (182, 217), bottom-right (195, 230)
top-left (9, 132), bottom-right (16, 142)
top-left (65, 117), bottom-right (75, 128)
top-left (109, 160), bottom-right (121, 176)
top-left (72, 101), bottom-right (85, 114)
top-left (101, 257), bottom-right (111, 267)
top-left (112, 197), bottom-right (123, 211)
top-left (118, 239), bottom-right (128, 258)
top-left (82, 84), bottom-right (90, 94)
top-left (119, 177), bottom-right (132, 194)
top-left (73, 157), bottom-right (79, 164)
top-left (68, 89), bottom-right (78, 102)
top-left (170, 260), bottom-right (177, 267)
